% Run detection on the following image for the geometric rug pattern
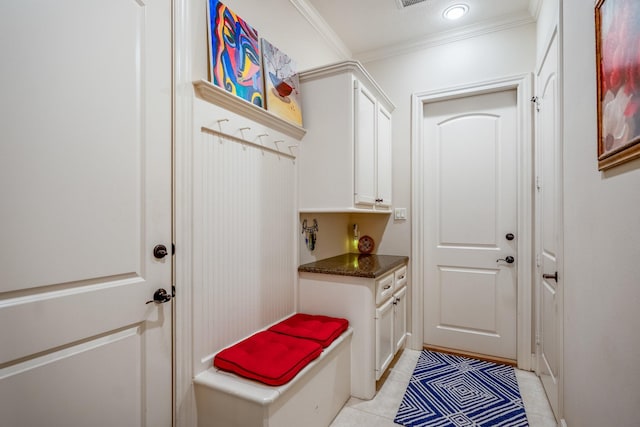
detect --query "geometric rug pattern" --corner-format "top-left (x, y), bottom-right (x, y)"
top-left (394, 350), bottom-right (529, 427)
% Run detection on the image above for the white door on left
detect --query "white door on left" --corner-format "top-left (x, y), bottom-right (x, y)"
top-left (0, 1), bottom-right (173, 426)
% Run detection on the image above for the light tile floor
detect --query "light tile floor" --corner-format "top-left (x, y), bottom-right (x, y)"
top-left (330, 349), bottom-right (557, 427)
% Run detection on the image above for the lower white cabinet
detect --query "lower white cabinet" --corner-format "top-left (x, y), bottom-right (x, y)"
top-left (299, 261), bottom-right (408, 400)
top-left (375, 296), bottom-right (395, 380)
top-left (393, 286), bottom-right (407, 353)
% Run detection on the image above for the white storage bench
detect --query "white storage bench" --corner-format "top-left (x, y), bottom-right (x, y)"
top-left (194, 327), bottom-right (352, 427)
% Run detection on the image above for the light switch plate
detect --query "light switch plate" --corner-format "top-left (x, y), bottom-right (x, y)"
top-left (394, 208), bottom-right (407, 220)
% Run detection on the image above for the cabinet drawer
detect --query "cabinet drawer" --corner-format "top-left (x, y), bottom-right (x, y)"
top-left (375, 273), bottom-right (394, 305)
top-left (394, 265), bottom-right (407, 290)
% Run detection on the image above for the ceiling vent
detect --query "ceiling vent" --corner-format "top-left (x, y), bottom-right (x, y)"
top-left (395, 0), bottom-right (428, 9)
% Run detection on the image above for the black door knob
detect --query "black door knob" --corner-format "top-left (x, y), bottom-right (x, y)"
top-left (153, 244), bottom-right (168, 259)
top-left (146, 288), bottom-right (172, 304)
top-left (506, 233), bottom-right (515, 241)
top-left (497, 256), bottom-right (515, 264)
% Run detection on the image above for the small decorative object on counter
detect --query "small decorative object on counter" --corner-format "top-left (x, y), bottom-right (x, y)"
top-left (358, 235), bottom-right (375, 254)
top-left (302, 218), bottom-right (319, 251)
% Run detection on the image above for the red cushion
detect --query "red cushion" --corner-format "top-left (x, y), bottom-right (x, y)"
top-left (213, 331), bottom-right (322, 386)
top-left (268, 313), bottom-right (349, 348)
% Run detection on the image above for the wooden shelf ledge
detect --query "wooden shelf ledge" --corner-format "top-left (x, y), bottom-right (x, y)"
top-left (193, 80), bottom-right (307, 140)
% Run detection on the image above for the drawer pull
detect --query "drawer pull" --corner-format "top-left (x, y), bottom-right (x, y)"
top-left (383, 284), bottom-right (392, 290)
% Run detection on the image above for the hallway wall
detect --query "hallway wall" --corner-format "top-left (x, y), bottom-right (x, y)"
top-left (360, 23), bottom-right (536, 345)
top-left (185, 0), bottom-right (344, 361)
top-left (360, 23), bottom-right (536, 258)
top-left (174, 2), bottom-right (344, 425)
top-left (562, 1), bottom-right (640, 425)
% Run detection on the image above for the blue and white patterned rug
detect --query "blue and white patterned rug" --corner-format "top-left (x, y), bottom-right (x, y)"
top-left (394, 350), bottom-right (528, 427)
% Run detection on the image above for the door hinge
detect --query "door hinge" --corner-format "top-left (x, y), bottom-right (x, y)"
top-left (172, 243), bottom-right (175, 255)
top-left (535, 333), bottom-right (541, 346)
top-left (531, 96), bottom-right (540, 112)
top-left (536, 253), bottom-right (541, 268)
top-left (535, 176), bottom-right (542, 191)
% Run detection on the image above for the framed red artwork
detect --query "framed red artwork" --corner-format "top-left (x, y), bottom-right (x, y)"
top-left (595, 0), bottom-right (640, 170)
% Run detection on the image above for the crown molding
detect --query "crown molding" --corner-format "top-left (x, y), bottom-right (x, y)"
top-left (299, 60), bottom-right (395, 112)
top-left (355, 12), bottom-right (536, 63)
top-left (528, 0), bottom-right (542, 20)
top-left (289, 0), bottom-right (352, 60)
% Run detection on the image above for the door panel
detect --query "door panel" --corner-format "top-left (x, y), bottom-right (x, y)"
top-left (375, 297), bottom-right (394, 380)
top-left (355, 82), bottom-right (377, 206)
top-left (439, 267), bottom-right (498, 333)
top-left (393, 286), bottom-right (407, 352)
top-left (2, 328), bottom-right (143, 427)
top-left (423, 90), bottom-right (518, 360)
top-left (536, 28), bottom-right (561, 420)
top-left (2, 0), bottom-right (148, 291)
top-left (438, 114), bottom-right (499, 245)
top-left (0, 1), bottom-right (172, 425)
top-left (377, 105), bottom-right (393, 207)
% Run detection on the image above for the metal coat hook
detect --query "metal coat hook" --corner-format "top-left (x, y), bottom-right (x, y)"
top-left (238, 126), bottom-right (251, 140)
top-left (256, 133), bottom-right (269, 154)
top-left (273, 140), bottom-right (284, 159)
top-left (216, 119), bottom-right (229, 142)
top-left (302, 219), bottom-right (319, 251)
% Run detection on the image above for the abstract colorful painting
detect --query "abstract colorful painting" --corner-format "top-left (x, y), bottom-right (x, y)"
top-left (208, 0), bottom-right (263, 107)
top-left (261, 39), bottom-right (303, 126)
top-left (596, 0), bottom-right (640, 170)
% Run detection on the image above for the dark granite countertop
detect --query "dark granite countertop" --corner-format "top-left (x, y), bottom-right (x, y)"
top-left (298, 253), bottom-right (409, 278)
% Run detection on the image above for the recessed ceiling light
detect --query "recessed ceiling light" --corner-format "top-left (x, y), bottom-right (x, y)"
top-left (443, 4), bottom-right (469, 20)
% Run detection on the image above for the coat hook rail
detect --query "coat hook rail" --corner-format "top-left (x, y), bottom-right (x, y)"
top-left (201, 126), bottom-right (296, 160)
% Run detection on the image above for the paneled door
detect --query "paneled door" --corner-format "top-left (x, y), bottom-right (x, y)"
top-left (535, 27), bottom-right (562, 421)
top-left (423, 90), bottom-right (518, 360)
top-left (0, 1), bottom-right (173, 426)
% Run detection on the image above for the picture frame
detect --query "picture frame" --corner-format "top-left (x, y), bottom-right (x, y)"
top-left (595, 0), bottom-right (640, 170)
top-left (207, 0), bottom-right (264, 107)
top-left (261, 38), bottom-right (303, 126)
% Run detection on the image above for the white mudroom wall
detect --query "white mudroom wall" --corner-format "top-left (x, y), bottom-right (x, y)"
top-left (359, 23), bottom-right (537, 348)
top-left (191, 99), bottom-right (299, 373)
top-left (174, 1), bottom-right (344, 425)
top-left (361, 22), bottom-right (537, 258)
top-left (561, 1), bottom-right (640, 425)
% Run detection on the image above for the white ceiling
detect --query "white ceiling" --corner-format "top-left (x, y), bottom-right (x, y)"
top-left (296, 0), bottom-right (539, 61)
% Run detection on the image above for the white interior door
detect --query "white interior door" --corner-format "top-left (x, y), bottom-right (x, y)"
top-left (423, 90), bottom-right (518, 360)
top-left (535, 28), bottom-right (562, 421)
top-left (0, 1), bottom-right (173, 426)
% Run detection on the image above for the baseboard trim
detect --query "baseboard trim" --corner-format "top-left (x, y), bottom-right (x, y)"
top-left (423, 344), bottom-right (517, 367)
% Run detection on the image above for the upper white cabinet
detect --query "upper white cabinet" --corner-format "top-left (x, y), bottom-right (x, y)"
top-left (298, 61), bottom-right (395, 212)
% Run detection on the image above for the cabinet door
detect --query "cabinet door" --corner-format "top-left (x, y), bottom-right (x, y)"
top-left (376, 105), bottom-right (392, 208)
top-left (375, 297), bottom-right (394, 380)
top-left (354, 81), bottom-right (377, 206)
top-left (393, 286), bottom-right (407, 353)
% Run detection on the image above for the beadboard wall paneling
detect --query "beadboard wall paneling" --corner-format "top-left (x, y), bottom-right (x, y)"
top-left (193, 116), bottom-right (297, 374)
